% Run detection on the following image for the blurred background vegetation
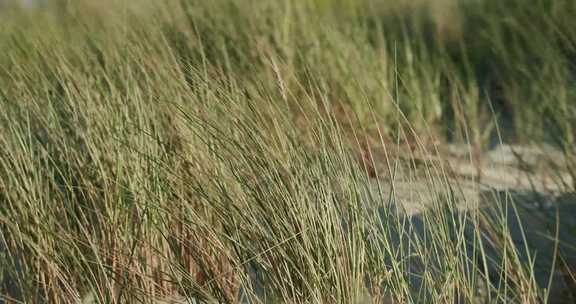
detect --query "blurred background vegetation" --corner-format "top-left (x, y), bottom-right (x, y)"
top-left (2, 0), bottom-right (574, 147)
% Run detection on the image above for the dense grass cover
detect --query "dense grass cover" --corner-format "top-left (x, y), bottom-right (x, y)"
top-left (0, 0), bottom-right (575, 303)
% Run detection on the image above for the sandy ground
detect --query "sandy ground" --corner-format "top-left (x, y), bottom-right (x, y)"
top-left (365, 144), bottom-right (576, 303)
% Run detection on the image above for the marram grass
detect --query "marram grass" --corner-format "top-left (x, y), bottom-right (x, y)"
top-left (0, 0), bottom-right (575, 303)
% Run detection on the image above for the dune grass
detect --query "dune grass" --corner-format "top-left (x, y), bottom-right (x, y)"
top-left (0, 0), bottom-right (575, 303)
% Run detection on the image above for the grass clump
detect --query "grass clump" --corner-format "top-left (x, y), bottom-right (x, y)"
top-left (0, 0), bottom-right (575, 303)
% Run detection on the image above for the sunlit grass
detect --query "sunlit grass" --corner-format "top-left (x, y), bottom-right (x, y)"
top-left (0, 0), bottom-right (574, 303)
